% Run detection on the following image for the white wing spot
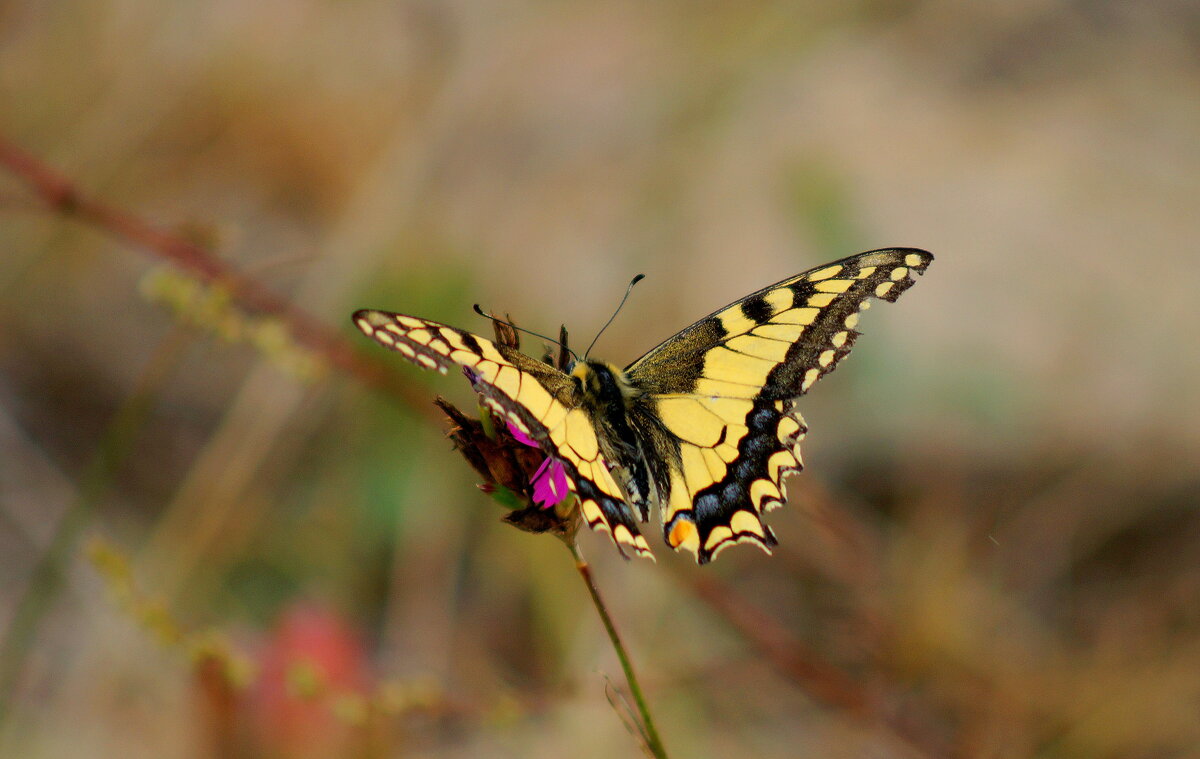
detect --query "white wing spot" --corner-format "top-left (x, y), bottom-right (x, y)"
top-left (704, 526), bottom-right (734, 552)
top-left (580, 499), bottom-right (606, 528)
top-left (614, 524), bottom-right (637, 548)
top-left (815, 279), bottom-right (853, 294)
top-left (808, 264), bottom-right (842, 281)
top-left (730, 510), bottom-right (765, 538)
top-left (802, 368), bottom-right (820, 391)
top-left (777, 415), bottom-right (801, 441)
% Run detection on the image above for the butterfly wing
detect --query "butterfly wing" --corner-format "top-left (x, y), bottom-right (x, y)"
top-left (625, 248), bottom-right (933, 563)
top-left (353, 310), bottom-right (653, 559)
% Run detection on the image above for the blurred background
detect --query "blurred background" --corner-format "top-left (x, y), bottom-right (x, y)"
top-left (2, 1), bottom-right (1199, 757)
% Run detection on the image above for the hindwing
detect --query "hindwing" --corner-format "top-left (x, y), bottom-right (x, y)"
top-left (626, 248), bottom-right (933, 563)
top-left (352, 310), bottom-right (652, 558)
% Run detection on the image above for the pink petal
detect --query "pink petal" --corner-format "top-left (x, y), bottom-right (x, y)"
top-left (506, 421), bottom-right (539, 448)
top-left (532, 458), bottom-right (570, 509)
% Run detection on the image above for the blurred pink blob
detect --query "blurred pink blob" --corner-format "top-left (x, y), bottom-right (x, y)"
top-left (249, 602), bottom-right (370, 758)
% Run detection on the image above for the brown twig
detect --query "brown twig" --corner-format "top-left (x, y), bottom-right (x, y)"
top-left (0, 135), bottom-right (432, 418)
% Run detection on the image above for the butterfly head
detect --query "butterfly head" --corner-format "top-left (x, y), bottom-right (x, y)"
top-left (571, 359), bottom-right (640, 409)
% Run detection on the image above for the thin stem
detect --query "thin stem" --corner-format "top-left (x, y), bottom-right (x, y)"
top-left (568, 543), bottom-right (668, 759)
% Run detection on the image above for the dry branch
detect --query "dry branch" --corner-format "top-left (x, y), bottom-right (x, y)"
top-left (0, 135), bottom-right (433, 418)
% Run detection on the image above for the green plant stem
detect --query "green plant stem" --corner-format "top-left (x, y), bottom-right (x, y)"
top-left (569, 544), bottom-right (669, 759)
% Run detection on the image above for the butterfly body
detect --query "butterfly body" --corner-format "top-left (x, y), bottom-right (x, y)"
top-left (568, 360), bottom-right (657, 519)
top-left (354, 248), bottom-right (933, 563)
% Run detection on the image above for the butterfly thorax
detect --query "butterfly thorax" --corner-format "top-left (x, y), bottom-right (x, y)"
top-left (569, 359), bottom-right (644, 458)
top-left (569, 360), bottom-right (659, 517)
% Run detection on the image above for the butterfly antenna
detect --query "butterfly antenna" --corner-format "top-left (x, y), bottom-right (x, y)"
top-left (585, 274), bottom-right (645, 359)
top-left (473, 304), bottom-right (580, 362)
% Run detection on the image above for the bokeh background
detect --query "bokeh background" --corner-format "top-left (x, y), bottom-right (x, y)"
top-left (2, 2), bottom-right (1199, 757)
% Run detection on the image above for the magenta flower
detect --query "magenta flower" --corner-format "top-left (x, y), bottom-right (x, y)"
top-left (507, 422), bottom-right (571, 509)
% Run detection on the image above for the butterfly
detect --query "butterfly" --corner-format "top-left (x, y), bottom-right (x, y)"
top-left (353, 248), bottom-right (932, 563)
